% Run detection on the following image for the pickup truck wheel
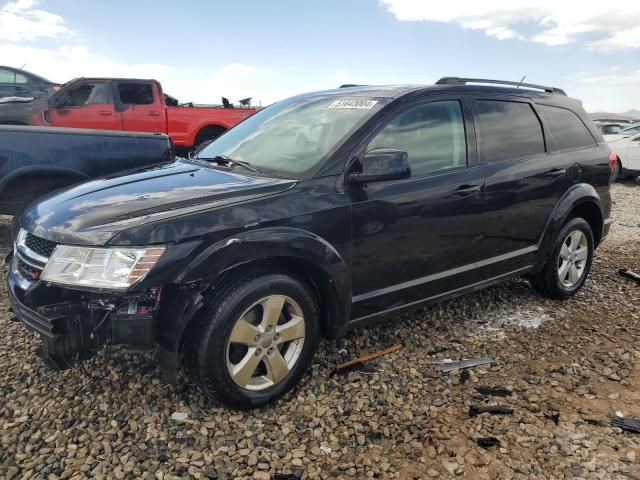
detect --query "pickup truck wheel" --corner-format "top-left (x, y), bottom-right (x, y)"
top-left (194, 126), bottom-right (226, 149)
top-left (185, 271), bottom-right (319, 409)
top-left (531, 217), bottom-right (594, 300)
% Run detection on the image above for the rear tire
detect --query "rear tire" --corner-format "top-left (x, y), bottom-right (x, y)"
top-left (184, 270), bottom-right (319, 409)
top-left (193, 126), bottom-right (226, 149)
top-left (531, 217), bottom-right (594, 300)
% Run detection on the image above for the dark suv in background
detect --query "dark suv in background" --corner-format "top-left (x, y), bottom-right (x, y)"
top-left (8, 77), bottom-right (613, 408)
top-left (0, 65), bottom-right (60, 126)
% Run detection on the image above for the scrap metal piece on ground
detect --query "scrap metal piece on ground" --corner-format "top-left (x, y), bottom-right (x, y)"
top-left (477, 437), bottom-right (500, 448)
top-left (544, 412), bottom-right (560, 425)
top-left (612, 415), bottom-right (640, 433)
top-left (333, 343), bottom-right (402, 375)
top-left (618, 268), bottom-right (640, 285)
top-left (476, 385), bottom-right (513, 397)
top-left (427, 347), bottom-right (448, 355)
top-left (433, 357), bottom-right (493, 372)
top-left (469, 405), bottom-right (514, 417)
top-left (585, 418), bottom-right (608, 427)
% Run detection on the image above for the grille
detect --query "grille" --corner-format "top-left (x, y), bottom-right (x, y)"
top-left (25, 233), bottom-right (57, 258)
top-left (17, 258), bottom-right (42, 282)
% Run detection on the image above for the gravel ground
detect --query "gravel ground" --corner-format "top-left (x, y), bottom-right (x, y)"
top-left (1, 183), bottom-right (640, 480)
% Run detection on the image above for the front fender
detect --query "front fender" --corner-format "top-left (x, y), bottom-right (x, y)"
top-left (153, 227), bottom-right (350, 370)
top-left (175, 226), bottom-right (348, 288)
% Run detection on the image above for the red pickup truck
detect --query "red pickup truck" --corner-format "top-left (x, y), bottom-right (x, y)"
top-left (43, 78), bottom-right (256, 149)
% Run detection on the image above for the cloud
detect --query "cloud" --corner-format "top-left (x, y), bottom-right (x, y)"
top-left (0, 0), bottom-right (72, 41)
top-left (566, 68), bottom-right (640, 86)
top-left (0, 43), bottom-right (316, 105)
top-left (563, 68), bottom-right (640, 112)
top-left (380, 0), bottom-right (640, 51)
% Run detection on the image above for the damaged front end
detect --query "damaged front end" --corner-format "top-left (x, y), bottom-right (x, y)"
top-left (8, 231), bottom-right (165, 370)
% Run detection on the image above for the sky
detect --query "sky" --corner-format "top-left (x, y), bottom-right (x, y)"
top-left (1, 0), bottom-right (639, 112)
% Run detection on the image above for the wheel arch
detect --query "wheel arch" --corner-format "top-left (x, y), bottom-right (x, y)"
top-left (0, 165), bottom-right (89, 196)
top-left (154, 227), bottom-right (351, 378)
top-left (539, 183), bottom-right (605, 259)
top-left (188, 122), bottom-right (228, 147)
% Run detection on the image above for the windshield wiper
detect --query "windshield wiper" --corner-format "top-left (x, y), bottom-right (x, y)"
top-left (196, 154), bottom-right (259, 173)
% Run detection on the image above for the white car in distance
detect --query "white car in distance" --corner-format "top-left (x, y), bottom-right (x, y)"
top-left (610, 133), bottom-right (640, 180)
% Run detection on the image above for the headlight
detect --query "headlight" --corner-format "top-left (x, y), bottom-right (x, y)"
top-left (40, 245), bottom-right (166, 290)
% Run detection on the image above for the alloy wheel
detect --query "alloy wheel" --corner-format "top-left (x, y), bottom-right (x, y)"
top-left (557, 230), bottom-right (589, 288)
top-left (225, 295), bottom-right (306, 391)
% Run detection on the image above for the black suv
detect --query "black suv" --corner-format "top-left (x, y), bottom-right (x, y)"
top-left (8, 77), bottom-right (613, 409)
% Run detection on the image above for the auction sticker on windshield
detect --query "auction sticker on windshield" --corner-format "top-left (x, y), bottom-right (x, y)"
top-left (328, 99), bottom-right (378, 109)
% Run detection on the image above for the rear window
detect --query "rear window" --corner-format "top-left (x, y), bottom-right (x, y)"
top-left (541, 105), bottom-right (595, 150)
top-left (118, 83), bottom-right (154, 105)
top-left (477, 100), bottom-right (545, 163)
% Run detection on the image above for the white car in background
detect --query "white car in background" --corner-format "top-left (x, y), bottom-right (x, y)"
top-left (619, 124), bottom-right (640, 137)
top-left (610, 133), bottom-right (640, 180)
top-left (599, 123), bottom-right (632, 142)
top-left (602, 123), bottom-right (640, 143)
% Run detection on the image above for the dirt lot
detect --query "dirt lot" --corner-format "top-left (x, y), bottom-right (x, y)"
top-left (1, 183), bottom-right (640, 480)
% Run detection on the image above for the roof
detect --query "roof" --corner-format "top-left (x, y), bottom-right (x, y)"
top-left (300, 83), bottom-right (576, 103)
top-left (62, 77), bottom-right (161, 87)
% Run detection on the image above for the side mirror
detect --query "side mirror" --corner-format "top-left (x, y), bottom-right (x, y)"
top-left (349, 148), bottom-right (411, 184)
top-left (49, 92), bottom-right (71, 109)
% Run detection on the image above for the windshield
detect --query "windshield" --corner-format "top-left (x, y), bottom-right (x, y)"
top-left (196, 95), bottom-right (387, 177)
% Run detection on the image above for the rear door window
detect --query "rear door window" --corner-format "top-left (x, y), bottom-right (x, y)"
top-left (540, 105), bottom-right (595, 150)
top-left (118, 83), bottom-right (154, 105)
top-left (367, 100), bottom-right (467, 177)
top-left (476, 100), bottom-right (545, 163)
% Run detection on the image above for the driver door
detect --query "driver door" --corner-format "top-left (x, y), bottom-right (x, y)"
top-left (348, 96), bottom-right (486, 320)
top-left (49, 81), bottom-right (122, 130)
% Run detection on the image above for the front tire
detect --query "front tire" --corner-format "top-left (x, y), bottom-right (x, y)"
top-left (532, 217), bottom-right (594, 300)
top-left (185, 271), bottom-right (319, 409)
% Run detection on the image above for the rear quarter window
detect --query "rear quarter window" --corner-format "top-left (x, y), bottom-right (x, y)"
top-left (540, 105), bottom-right (596, 150)
top-left (476, 100), bottom-right (545, 163)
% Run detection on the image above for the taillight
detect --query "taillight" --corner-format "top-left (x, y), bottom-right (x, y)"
top-left (609, 151), bottom-right (618, 172)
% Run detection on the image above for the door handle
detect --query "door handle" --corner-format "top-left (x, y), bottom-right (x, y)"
top-left (98, 110), bottom-right (113, 116)
top-left (545, 168), bottom-right (566, 178)
top-left (148, 111), bottom-right (161, 116)
top-left (453, 185), bottom-right (481, 197)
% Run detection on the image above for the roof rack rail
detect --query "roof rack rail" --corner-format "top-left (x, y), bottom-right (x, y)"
top-left (435, 77), bottom-right (567, 96)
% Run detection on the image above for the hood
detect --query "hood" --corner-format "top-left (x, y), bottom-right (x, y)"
top-left (21, 159), bottom-right (296, 245)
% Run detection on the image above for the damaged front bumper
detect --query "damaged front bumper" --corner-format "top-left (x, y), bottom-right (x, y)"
top-left (8, 232), bottom-right (163, 371)
top-left (8, 267), bottom-right (159, 370)
top-left (7, 231), bottom-right (206, 379)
